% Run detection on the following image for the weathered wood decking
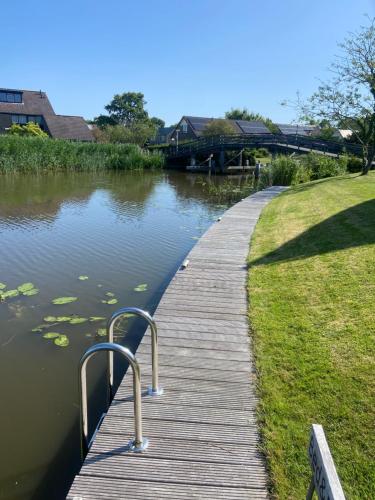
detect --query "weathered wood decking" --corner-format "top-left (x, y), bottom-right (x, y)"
top-left (68, 186), bottom-right (286, 499)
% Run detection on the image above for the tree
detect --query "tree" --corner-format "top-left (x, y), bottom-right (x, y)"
top-left (104, 92), bottom-right (148, 127)
top-left (150, 117), bottom-right (165, 129)
top-left (94, 121), bottom-right (156, 145)
top-left (225, 107), bottom-right (279, 133)
top-left (202, 119), bottom-right (236, 137)
top-left (92, 114), bottom-right (117, 128)
top-left (8, 122), bottom-right (48, 138)
top-left (300, 17), bottom-right (375, 174)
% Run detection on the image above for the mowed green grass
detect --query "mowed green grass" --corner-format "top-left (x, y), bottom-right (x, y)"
top-left (248, 173), bottom-right (375, 499)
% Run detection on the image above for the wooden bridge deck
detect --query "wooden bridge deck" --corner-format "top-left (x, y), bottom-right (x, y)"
top-left (67, 186), bottom-right (286, 499)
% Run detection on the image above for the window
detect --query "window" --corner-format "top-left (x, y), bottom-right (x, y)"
top-left (181, 120), bottom-right (188, 133)
top-left (11, 115), bottom-right (41, 125)
top-left (0, 91), bottom-right (22, 103)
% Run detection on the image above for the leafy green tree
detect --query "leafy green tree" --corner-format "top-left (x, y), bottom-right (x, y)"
top-left (8, 122), bottom-right (48, 138)
top-left (92, 114), bottom-right (117, 128)
top-left (104, 92), bottom-right (148, 126)
top-left (300, 17), bottom-right (375, 174)
top-left (202, 119), bottom-right (236, 137)
top-left (225, 108), bottom-right (279, 133)
top-left (150, 117), bottom-right (165, 129)
top-left (94, 121), bottom-right (156, 145)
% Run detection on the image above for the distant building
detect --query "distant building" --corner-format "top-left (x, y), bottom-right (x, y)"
top-left (152, 126), bottom-right (174, 144)
top-left (0, 88), bottom-right (94, 141)
top-left (333, 129), bottom-right (353, 141)
top-left (275, 123), bottom-right (320, 136)
top-left (170, 116), bottom-right (272, 141)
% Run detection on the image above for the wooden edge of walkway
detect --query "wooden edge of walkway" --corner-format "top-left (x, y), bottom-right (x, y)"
top-left (67, 186), bottom-right (287, 500)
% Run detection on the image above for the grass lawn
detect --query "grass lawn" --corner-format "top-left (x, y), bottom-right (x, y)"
top-left (248, 173), bottom-right (375, 499)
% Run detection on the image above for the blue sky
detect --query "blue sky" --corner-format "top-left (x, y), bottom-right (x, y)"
top-left (2, 0), bottom-right (374, 125)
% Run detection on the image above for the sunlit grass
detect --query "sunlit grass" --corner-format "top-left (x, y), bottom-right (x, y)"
top-left (248, 172), bottom-right (375, 499)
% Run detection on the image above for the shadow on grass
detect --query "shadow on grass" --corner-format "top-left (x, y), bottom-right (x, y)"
top-left (250, 198), bottom-right (375, 266)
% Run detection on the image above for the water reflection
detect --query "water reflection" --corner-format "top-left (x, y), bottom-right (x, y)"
top-left (0, 171), bottom-right (229, 499)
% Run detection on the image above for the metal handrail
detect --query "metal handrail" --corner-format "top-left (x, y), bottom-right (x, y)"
top-left (107, 307), bottom-right (163, 397)
top-left (79, 342), bottom-right (148, 455)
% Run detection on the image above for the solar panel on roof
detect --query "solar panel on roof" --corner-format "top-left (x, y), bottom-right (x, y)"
top-left (236, 120), bottom-right (271, 134)
top-left (277, 124), bottom-right (309, 135)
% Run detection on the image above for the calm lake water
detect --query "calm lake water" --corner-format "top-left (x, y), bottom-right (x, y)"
top-left (0, 170), bottom-right (233, 499)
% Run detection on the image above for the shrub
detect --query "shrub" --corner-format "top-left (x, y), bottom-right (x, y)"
top-left (268, 155), bottom-right (308, 186)
top-left (8, 122), bottom-right (49, 138)
top-left (300, 153), bottom-right (347, 180)
top-left (346, 155), bottom-right (363, 173)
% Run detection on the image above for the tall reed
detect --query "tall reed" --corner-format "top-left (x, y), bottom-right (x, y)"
top-left (0, 135), bottom-right (164, 173)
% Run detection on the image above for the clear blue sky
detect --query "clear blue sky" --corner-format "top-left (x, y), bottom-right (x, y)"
top-left (2, 0), bottom-right (374, 125)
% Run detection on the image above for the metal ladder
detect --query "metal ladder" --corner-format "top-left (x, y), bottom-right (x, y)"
top-left (78, 307), bottom-right (163, 457)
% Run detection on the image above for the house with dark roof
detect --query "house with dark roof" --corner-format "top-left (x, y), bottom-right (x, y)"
top-left (169, 116), bottom-right (272, 142)
top-left (275, 123), bottom-right (320, 136)
top-left (0, 88), bottom-right (94, 141)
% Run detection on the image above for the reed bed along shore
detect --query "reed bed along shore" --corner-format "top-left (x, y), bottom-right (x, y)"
top-left (0, 135), bottom-right (164, 173)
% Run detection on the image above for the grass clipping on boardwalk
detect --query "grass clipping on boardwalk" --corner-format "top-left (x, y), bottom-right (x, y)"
top-left (248, 172), bottom-right (375, 499)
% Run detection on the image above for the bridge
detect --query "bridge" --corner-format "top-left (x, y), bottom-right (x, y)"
top-left (160, 133), bottom-right (362, 171)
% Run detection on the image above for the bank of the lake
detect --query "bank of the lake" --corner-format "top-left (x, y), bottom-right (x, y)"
top-left (248, 173), bottom-right (375, 499)
top-left (0, 170), bottom-right (234, 499)
top-left (0, 135), bottom-right (164, 173)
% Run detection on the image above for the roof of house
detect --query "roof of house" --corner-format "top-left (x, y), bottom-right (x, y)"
top-left (0, 89), bottom-right (55, 116)
top-left (44, 115), bottom-right (94, 141)
top-left (156, 126), bottom-right (174, 137)
top-left (276, 123), bottom-right (318, 136)
top-left (182, 116), bottom-right (272, 135)
top-left (0, 88), bottom-right (94, 141)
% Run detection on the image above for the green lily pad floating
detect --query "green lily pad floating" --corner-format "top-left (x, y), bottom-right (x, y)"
top-left (101, 298), bottom-right (118, 305)
top-left (106, 292), bottom-right (115, 297)
top-left (22, 288), bottom-right (39, 296)
top-left (69, 317), bottom-right (88, 324)
top-left (44, 316), bottom-right (58, 322)
top-left (52, 297), bottom-right (77, 305)
top-left (32, 326), bottom-right (45, 333)
top-left (78, 276), bottom-right (89, 281)
top-left (2, 289), bottom-right (20, 299)
top-left (0, 283), bottom-right (6, 290)
top-left (17, 283), bottom-right (35, 293)
top-left (97, 328), bottom-right (106, 337)
top-left (54, 335), bottom-right (69, 347)
top-left (90, 316), bottom-right (106, 322)
top-left (134, 284), bottom-right (148, 292)
top-left (43, 332), bottom-right (60, 339)
top-left (56, 316), bottom-right (72, 322)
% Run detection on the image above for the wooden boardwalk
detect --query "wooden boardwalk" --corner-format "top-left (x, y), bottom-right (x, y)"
top-left (68, 186), bottom-right (286, 499)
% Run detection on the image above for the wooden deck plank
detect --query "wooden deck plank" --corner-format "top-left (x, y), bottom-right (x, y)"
top-left (68, 187), bottom-right (286, 499)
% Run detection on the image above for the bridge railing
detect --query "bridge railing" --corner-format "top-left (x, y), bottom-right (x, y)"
top-left (165, 133), bottom-right (362, 159)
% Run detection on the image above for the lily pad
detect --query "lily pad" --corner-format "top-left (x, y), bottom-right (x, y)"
top-left (90, 316), bottom-right (106, 322)
top-left (52, 297), bottom-right (77, 305)
top-left (101, 298), bottom-right (118, 305)
top-left (56, 316), bottom-right (72, 322)
top-left (0, 283), bottom-right (6, 290)
top-left (43, 332), bottom-right (60, 339)
top-left (44, 316), bottom-right (58, 322)
top-left (54, 335), bottom-right (69, 347)
top-left (22, 288), bottom-right (39, 296)
top-left (17, 283), bottom-right (35, 293)
top-left (78, 276), bottom-right (89, 281)
top-left (69, 317), bottom-right (88, 324)
top-left (32, 326), bottom-right (44, 333)
top-left (134, 284), bottom-right (148, 292)
top-left (2, 289), bottom-right (20, 299)
top-left (106, 292), bottom-right (115, 297)
top-left (97, 328), bottom-right (106, 337)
